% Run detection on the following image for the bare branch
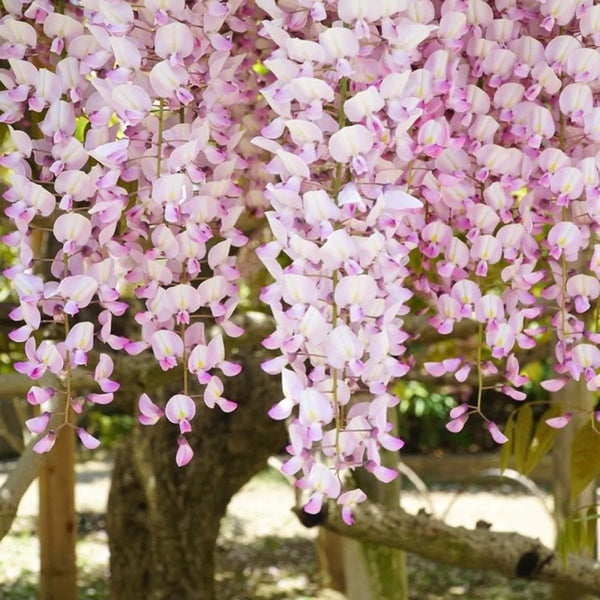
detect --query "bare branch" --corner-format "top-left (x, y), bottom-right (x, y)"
top-left (0, 436), bottom-right (46, 540)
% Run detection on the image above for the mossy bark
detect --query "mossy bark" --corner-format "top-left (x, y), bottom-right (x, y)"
top-left (342, 539), bottom-right (407, 600)
top-left (320, 402), bottom-right (408, 600)
top-left (345, 448), bottom-right (408, 600)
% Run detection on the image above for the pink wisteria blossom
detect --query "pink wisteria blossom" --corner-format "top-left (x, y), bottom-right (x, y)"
top-left (151, 330), bottom-right (184, 371)
top-left (138, 394), bottom-right (164, 426)
top-left (165, 394), bottom-right (196, 435)
top-left (6, 0), bottom-right (600, 515)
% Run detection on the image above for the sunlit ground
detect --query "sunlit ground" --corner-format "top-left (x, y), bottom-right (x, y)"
top-left (0, 459), bottom-right (553, 599)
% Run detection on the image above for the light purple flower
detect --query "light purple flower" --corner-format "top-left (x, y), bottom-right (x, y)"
top-left (138, 393), bottom-right (163, 426)
top-left (487, 421), bottom-right (509, 445)
top-left (76, 427), bottom-right (101, 450)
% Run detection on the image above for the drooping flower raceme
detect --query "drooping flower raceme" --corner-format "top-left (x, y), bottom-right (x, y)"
top-left (252, 0), bottom-right (600, 511)
top-left (5, 0), bottom-right (600, 518)
top-left (1, 0), bottom-right (250, 460)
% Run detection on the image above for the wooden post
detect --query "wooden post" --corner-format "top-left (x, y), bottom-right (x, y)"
top-left (39, 423), bottom-right (77, 600)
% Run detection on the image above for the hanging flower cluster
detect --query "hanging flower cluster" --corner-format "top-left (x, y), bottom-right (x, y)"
top-left (4, 0), bottom-right (600, 519)
top-left (0, 0), bottom-right (254, 464)
top-left (252, 0), bottom-right (600, 520)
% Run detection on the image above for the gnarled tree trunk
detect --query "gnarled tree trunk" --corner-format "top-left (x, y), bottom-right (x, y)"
top-left (107, 316), bottom-right (287, 600)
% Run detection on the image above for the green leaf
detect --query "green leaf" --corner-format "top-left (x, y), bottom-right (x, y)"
top-left (74, 116), bottom-right (90, 143)
top-left (513, 405), bottom-right (533, 473)
top-left (565, 518), bottom-right (582, 554)
top-left (500, 411), bottom-right (515, 473)
top-left (584, 506), bottom-right (597, 553)
top-left (570, 421), bottom-right (600, 501)
top-left (523, 403), bottom-right (562, 476)
top-left (414, 397), bottom-right (425, 418)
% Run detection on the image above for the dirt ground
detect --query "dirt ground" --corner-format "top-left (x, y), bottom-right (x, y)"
top-left (0, 456), bottom-right (558, 599)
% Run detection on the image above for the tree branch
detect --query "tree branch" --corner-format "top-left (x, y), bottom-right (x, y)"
top-left (322, 500), bottom-right (600, 595)
top-left (0, 436), bottom-right (46, 540)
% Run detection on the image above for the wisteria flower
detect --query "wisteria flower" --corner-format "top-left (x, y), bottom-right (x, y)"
top-left (165, 394), bottom-right (196, 434)
top-left (138, 393), bottom-right (164, 426)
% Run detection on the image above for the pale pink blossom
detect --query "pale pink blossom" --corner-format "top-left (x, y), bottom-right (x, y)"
top-left (165, 394), bottom-right (196, 434)
top-left (487, 421), bottom-right (509, 444)
top-left (343, 87), bottom-right (384, 123)
top-left (54, 275), bottom-right (98, 315)
top-left (298, 388), bottom-right (334, 441)
top-left (486, 323), bottom-right (516, 359)
top-left (475, 294), bottom-right (504, 323)
top-left (551, 167), bottom-right (584, 206)
top-left (337, 489), bottom-right (367, 526)
top-left (430, 294), bottom-right (461, 334)
top-left (337, 0), bottom-right (382, 24)
top-left (566, 274), bottom-right (600, 313)
top-left (111, 84), bottom-right (152, 126)
top-left (65, 321), bottom-right (94, 366)
top-left (204, 375), bottom-right (237, 413)
top-left (76, 427), bottom-right (101, 450)
top-left (94, 354), bottom-right (119, 393)
top-left (546, 413), bottom-right (572, 429)
top-left (39, 100), bottom-right (75, 143)
top-left (319, 27), bottom-right (359, 64)
top-left (325, 325), bottom-right (364, 372)
top-left (151, 330), bottom-right (184, 370)
top-left (559, 84), bottom-right (593, 122)
top-left (26, 412), bottom-right (51, 434)
top-left (15, 339), bottom-right (64, 379)
top-left (154, 22), bottom-right (194, 62)
top-left (138, 393), bottom-right (164, 426)
top-left (299, 463), bottom-right (341, 515)
top-left (548, 221), bottom-right (582, 261)
top-left (176, 437), bottom-right (194, 467)
top-left (53, 213), bottom-right (92, 254)
top-left (33, 431), bottom-right (56, 454)
top-left (329, 125), bottom-right (374, 174)
top-left (540, 378), bottom-right (568, 392)
top-left (26, 386), bottom-right (55, 406)
top-left (334, 275), bottom-right (378, 322)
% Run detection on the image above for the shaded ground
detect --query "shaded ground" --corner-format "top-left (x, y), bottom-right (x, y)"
top-left (0, 456), bottom-right (555, 599)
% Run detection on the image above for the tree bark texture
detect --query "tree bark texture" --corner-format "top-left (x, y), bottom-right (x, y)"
top-left (107, 316), bottom-right (287, 600)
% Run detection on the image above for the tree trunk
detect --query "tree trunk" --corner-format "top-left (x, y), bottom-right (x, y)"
top-left (342, 539), bottom-right (407, 600)
top-left (551, 379), bottom-right (598, 600)
top-left (107, 316), bottom-right (287, 600)
top-left (317, 402), bottom-right (408, 600)
top-left (343, 408), bottom-right (408, 600)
